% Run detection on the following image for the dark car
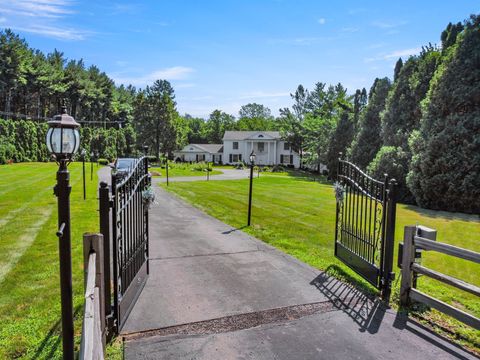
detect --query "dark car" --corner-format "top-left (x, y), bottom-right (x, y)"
top-left (112, 158), bottom-right (137, 180)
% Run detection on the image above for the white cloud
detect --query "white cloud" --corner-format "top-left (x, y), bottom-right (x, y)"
top-left (341, 27), bottom-right (359, 33)
top-left (0, 0), bottom-right (74, 18)
top-left (384, 47), bottom-right (421, 59)
top-left (175, 83), bottom-right (196, 89)
top-left (371, 20), bottom-right (407, 29)
top-left (364, 47), bottom-right (421, 62)
top-left (239, 91), bottom-right (290, 100)
top-left (0, 0), bottom-right (89, 40)
top-left (10, 24), bottom-right (90, 40)
top-left (318, 18), bottom-right (326, 25)
top-left (150, 66), bottom-right (194, 80)
top-left (112, 66), bottom-right (195, 87)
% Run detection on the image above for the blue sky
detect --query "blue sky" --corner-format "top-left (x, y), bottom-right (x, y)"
top-left (1, 1), bottom-right (478, 118)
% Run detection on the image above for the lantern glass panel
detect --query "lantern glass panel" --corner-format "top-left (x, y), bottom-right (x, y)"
top-left (73, 129), bottom-right (80, 154)
top-left (62, 128), bottom-right (76, 154)
top-left (46, 128), bottom-right (53, 153)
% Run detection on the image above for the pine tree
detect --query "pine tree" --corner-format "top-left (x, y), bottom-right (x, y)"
top-left (393, 58), bottom-right (403, 81)
top-left (327, 110), bottom-right (355, 177)
top-left (407, 15), bottom-right (480, 213)
top-left (349, 78), bottom-right (391, 169)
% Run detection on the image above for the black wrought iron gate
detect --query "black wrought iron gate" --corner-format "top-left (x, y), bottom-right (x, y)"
top-left (335, 156), bottom-right (397, 301)
top-left (99, 156), bottom-right (150, 333)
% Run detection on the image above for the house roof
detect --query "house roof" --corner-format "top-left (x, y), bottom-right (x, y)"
top-left (222, 131), bottom-right (281, 140)
top-left (176, 144), bottom-right (223, 153)
top-left (195, 144), bottom-right (224, 153)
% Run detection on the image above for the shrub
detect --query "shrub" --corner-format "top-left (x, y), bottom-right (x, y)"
top-left (98, 158), bottom-right (109, 165)
top-left (271, 165), bottom-right (285, 172)
top-left (0, 140), bottom-right (16, 165)
top-left (367, 146), bottom-right (413, 203)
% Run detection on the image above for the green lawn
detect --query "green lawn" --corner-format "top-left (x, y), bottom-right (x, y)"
top-left (162, 174), bottom-right (480, 350)
top-left (0, 163), bottom-right (121, 359)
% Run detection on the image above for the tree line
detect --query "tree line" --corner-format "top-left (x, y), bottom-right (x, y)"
top-left (0, 15), bottom-right (478, 213)
top-left (275, 15), bottom-right (478, 214)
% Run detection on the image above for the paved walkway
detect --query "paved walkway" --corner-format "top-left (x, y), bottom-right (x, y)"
top-left (155, 167), bottom-right (251, 183)
top-left (121, 185), bottom-right (477, 360)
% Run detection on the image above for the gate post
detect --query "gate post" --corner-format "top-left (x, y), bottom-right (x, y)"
top-left (381, 178), bottom-right (397, 302)
top-left (334, 153), bottom-right (343, 252)
top-left (400, 226), bottom-right (416, 306)
top-left (99, 181), bottom-right (112, 335)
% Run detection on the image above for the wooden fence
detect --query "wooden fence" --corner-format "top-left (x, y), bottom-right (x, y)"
top-left (79, 233), bottom-right (106, 359)
top-left (400, 225), bottom-right (480, 330)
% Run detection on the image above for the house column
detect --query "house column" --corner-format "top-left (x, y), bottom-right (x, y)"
top-left (267, 141), bottom-right (270, 164)
top-left (274, 141), bottom-right (277, 165)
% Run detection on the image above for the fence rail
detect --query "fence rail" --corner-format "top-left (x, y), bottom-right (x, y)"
top-left (79, 234), bottom-right (106, 360)
top-left (400, 225), bottom-right (480, 330)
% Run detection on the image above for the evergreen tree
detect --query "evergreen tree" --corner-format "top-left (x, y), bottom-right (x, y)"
top-left (407, 15), bottom-right (480, 213)
top-left (349, 78), bottom-right (391, 169)
top-left (393, 58), bottom-right (403, 81)
top-left (327, 110), bottom-right (355, 177)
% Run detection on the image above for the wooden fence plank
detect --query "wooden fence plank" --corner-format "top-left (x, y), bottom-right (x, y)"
top-left (412, 263), bottom-right (480, 297)
top-left (410, 289), bottom-right (480, 330)
top-left (414, 236), bottom-right (480, 264)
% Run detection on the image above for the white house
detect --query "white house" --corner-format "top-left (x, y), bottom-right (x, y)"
top-left (173, 144), bottom-right (223, 163)
top-left (223, 131), bottom-right (300, 168)
top-left (174, 131), bottom-right (301, 168)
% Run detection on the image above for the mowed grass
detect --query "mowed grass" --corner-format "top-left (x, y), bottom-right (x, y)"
top-left (162, 174), bottom-right (480, 349)
top-left (0, 163), bottom-right (121, 359)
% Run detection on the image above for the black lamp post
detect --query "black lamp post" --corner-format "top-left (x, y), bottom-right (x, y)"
top-left (90, 151), bottom-right (94, 181)
top-left (165, 156), bottom-right (169, 186)
top-left (81, 148), bottom-right (86, 200)
top-left (46, 106), bottom-right (80, 360)
top-left (247, 150), bottom-right (256, 226)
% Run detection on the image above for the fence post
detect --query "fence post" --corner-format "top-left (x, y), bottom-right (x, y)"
top-left (400, 226), bottom-right (416, 306)
top-left (83, 233), bottom-right (106, 347)
top-left (98, 181), bottom-right (112, 334)
top-left (381, 179), bottom-right (397, 302)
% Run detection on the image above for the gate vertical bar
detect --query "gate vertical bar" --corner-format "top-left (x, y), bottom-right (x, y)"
top-left (382, 179), bottom-right (397, 302)
top-left (145, 157), bottom-right (150, 274)
top-left (99, 181), bottom-right (112, 333)
top-left (111, 172), bottom-right (119, 333)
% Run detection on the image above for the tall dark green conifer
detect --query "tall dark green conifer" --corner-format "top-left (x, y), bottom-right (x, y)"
top-left (407, 15), bottom-right (480, 213)
top-left (349, 78), bottom-right (391, 169)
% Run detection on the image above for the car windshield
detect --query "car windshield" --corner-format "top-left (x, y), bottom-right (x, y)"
top-left (117, 159), bottom-right (135, 169)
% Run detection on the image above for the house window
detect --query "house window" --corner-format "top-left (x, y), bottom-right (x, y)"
top-left (233, 142), bottom-right (239, 150)
top-left (258, 142), bottom-right (264, 152)
top-left (258, 134), bottom-right (264, 138)
top-left (280, 155), bottom-right (292, 164)
top-left (232, 154), bottom-right (242, 162)
top-left (284, 142), bottom-right (290, 150)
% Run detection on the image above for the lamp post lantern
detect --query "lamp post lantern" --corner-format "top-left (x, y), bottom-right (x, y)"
top-left (247, 150), bottom-right (256, 226)
top-left (46, 106), bottom-right (80, 360)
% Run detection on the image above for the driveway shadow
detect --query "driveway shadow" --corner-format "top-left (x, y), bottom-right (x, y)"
top-left (310, 267), bottom-right (386, 334)
top-left (311, 267), bottom-right (479, 359)
top-left (222, 226), bottom-right (248, 235)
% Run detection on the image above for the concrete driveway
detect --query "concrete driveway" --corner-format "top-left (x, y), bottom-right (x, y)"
top-left (120, 186), bottom-right (477, 360)
top-left (154, 167), bottom-right (251, 183)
